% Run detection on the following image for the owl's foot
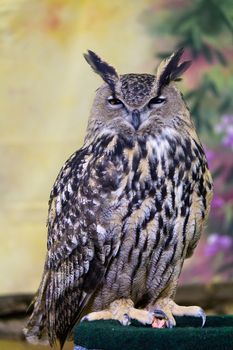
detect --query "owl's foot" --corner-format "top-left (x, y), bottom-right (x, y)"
top-left (81, 298), bottom-right (164, 326)
top-left (150, 298), bottom-right (206, 328)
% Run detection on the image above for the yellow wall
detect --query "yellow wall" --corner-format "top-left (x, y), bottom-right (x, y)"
top-left (0, 0), bottom-right (154, 294)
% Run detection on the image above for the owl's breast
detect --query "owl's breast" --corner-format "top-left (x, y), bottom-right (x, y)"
top-left (95, 130), bottom-right (202, 226)
top-left (91, 130), bottom-right (211, 307)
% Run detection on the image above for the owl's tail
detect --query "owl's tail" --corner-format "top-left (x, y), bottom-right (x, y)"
top-left (23, 271), bottom-right (49, 345)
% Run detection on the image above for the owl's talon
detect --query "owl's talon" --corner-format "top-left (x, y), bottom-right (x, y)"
top-left (153, 309), bottom-right (168, 320)
top-left (197, 308), bottom-right (206, 327)
top-left (152, 298), bottom-right (207, 329)
top-left (80, 315), bottom-right (88, 323)
top-left (166, 318), bottom-right (175, 329)
top-left (152, 309), bottom-right (172, 328)
top-left (80, 299), bottom-right (151, 326)
top-left (122, 313), bottom-right (131, 326)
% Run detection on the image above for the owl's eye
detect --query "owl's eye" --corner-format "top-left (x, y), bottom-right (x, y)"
top-left (108, 96), bottom-right (124, 109)
top-left (148, 96), bottom-right (166, 108)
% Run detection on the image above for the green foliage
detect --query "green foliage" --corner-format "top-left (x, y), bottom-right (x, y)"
top-left (170, 0), bottom-right (233, 57)
top-left (144, 0), bottom-right (233, 139)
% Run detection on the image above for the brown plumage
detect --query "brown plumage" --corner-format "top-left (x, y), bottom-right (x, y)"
top-left (24, 49), bottom-right (213, 347)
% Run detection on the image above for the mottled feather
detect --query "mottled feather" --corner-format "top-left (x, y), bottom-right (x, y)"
top-left (156, 48), bottom-right (191, 93)
top-left (84, 50), bottom-right (119, 91)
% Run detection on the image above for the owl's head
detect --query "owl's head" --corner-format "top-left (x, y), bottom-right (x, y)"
top-left (84, 49), bottom-right (192, 138)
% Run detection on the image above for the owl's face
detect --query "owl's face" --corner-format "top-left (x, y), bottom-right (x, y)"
top-left (84, 50), bottom-right (191, 138)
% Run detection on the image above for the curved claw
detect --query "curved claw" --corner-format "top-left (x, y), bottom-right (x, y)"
top-left (122, 313), bottom-right (131, 326)
top-left (152, 309), bottom-right (172, 329)
top-left (166, 318), bottom-right (175, 329)
top-left (198, 308), bottom-right (206, 327)
top-left (80, 315), bottom-right (88, 323)
top-left (153, 309), bottom-right (168, 320)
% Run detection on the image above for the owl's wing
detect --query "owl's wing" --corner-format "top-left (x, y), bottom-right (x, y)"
top-left (25, 135), bottom-right (123, 347)
top-left (185, 141), bottom-right (213, 258)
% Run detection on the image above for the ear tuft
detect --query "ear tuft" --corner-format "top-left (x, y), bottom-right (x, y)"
top-left (84, 50), bottom-right (119, 91)
top-left (156, 48), bottom-right (191, 92)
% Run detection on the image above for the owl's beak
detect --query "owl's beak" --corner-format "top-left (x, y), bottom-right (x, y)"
top-left (131, 109), bottom-right (141, 130)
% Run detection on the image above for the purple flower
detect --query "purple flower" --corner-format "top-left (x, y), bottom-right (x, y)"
top-left (215, 115), bottom-right (233, 131)
top-left (212, 195), bottom-right (225, 209)
top-left (222, 131), bottom-right (233, 149)
top-left (215, 115), bottom-right (233, 149)
top-left (205, 233), bottom-right (232, 257)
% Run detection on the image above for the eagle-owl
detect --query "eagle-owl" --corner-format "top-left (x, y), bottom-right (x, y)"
top-left (24, 49), bottom-right (213, 348)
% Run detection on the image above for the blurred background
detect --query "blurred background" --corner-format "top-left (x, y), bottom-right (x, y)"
top-left (0, 0), bottom-right (232, 349)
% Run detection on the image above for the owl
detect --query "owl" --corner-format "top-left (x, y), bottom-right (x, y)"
top-left (24, 49), bottom-right (213, 348)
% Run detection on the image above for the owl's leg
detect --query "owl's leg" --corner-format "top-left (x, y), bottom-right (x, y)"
top-left (149, 297), bottom-right (206, 328)
top-left (81, 298), bottom-right (164, 326)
